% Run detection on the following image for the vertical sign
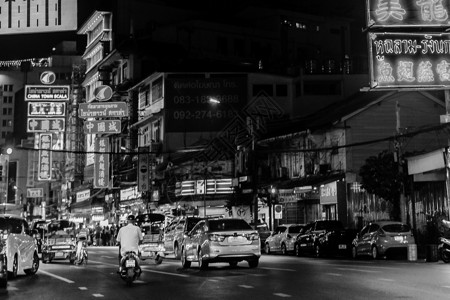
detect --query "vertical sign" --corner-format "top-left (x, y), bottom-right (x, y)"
top-left (38, 133), bottom-right (52, 181)
top-left (138, 147), bottom-right (149, 192)
top-left (94, 137), bottom-right (110, 188)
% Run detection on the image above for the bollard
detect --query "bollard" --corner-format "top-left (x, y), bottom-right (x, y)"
top-left (426, 244), bottom-right (439, 262)
top-left (407, 244), bottom-right (417, 261)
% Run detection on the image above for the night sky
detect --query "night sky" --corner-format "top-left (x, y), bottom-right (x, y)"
top-left (0, 0), bottom-right (364, 61)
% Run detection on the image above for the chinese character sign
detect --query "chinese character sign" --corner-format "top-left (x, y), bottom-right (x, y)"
top-left (94, 138), bottom-right (110, 188)
top-left (369, 32), bottom-right (450, 88)
top-left (367, 0), bottom-right (450, 27)
top-left (38, 133), bottom-right (52, 181)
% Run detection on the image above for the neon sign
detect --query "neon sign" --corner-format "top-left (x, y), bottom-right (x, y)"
top-left (367, 0), bottom-right (450, 27)
top-left (369, 32), bottom-right (450, 89)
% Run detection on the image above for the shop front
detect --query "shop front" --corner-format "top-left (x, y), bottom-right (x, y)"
top-left (319, 180), bottom-right (347, 225)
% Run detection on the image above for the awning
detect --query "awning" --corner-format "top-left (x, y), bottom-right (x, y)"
top-left (407, 148), bottom-right (445, 175)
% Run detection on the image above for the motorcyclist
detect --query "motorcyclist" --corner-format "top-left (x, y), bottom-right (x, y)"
top-left (116, 215), bottom-right (143, 273)
top-left (75, 225), bottom-right (89, 264)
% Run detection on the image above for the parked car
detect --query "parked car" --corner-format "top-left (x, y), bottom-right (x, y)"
top-left (164, 216), bottom-right (204, 259)
top-left (181, 218), bottom-right (261, 269)
top-left (265, 224), bottom-right (305, 255)
top-left (41, 220), bottom-right (77, 264)
top-left (250, 222), bottom-right (271, 249)
top-left (294, 220), bottom-right (354, 258)
top-left (0, 214), bottom-right (40, 289)
top-left (351, 221), bottom-right (415, 259)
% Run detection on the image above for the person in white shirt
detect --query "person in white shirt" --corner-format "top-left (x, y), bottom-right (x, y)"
top-left (116, 215), bottom-right (143, 271)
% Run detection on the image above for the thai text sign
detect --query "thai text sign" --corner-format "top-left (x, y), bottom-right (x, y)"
top-left (84, 120), bottom-right (121, 134)
top-left (76, 190), bottom-right (90, 203)
top-left (27, 118), bottom-right (65, 132)
top-left (94, 137), bottom-right (110, 188)
top-left (369, 32), bottom-right (450, 89)
top-left (38, 133), bottom-right (52, 181)
top-left (78, 102), bottom-right (129, 119)
top-left (27, 188), bottom-right (44, 198)
top-left (25, 85), bottom-right (70, 101)
top-left (367, 0), bottom-right (450, 27)
top-left (0, 0), bottom-right (77, 35)
top-left (28, 102), bottom-right (66, 117)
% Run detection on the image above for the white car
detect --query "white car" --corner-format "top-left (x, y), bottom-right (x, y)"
top-left (0, 214), bottom-right (40, 288)
top-left (265, 224), bottom-right (305, 255)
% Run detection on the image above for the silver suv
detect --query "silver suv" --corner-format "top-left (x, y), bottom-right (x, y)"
top-left (164, 216), bottom-right (203, 259)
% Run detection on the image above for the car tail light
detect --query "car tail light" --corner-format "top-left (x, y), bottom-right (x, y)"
top-left (246, 233), bottom-right (259, 241)
top-left (208, 234), bottom-right (225, 242)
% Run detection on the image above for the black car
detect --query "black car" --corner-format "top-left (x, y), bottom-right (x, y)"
top-left (294, 220), bottom-right (354, 258)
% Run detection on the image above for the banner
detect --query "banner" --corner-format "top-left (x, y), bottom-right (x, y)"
top-left (94, 138), bottom-right (110, 188)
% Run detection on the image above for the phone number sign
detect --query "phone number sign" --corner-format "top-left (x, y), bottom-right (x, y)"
top-left (369, 32), bottom-right (450, 89)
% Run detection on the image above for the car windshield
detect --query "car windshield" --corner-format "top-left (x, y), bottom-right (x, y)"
top-left (33, 221), bottom-right (48, 230)
top-left (288, 225), bottom-right (303, 234)
top-left (209, 219), bottom-right (252, 231)
top-left (0, 217), bottom-right (22, 234)
top-left (382, 223), bottom-right (411, 233)
top-left (316, 221), bottom-right (344, 231)
top-left (186, 218), bottom-right (203, 232)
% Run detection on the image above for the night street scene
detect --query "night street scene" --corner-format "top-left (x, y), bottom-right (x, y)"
top-left (3, 0), bottom-right (450, 299)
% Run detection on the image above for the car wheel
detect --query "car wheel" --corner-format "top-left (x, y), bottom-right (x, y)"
top-left (248, 259), bottom-right (259, 268)
top-left (24, 252), bottom-right (40, 275)
top-left (229, 261), bottom-right (238, 268)
top-left (281, 243), bottom-right (288, 255)
top-left (371, 246), bottom-right (379, 259)
top-left (174, 243), bottom-right (180, 260)
top-left (181, 248), bottom-right (191, 269)
top-left (198, 249), bottom-right (208, 270)
top-left (314, 245), bottom-right (321, 258)
top-left (8, 255), bottom-right (18, 279)
top-left (295, 243), bottom-right (302, 257)
top-left (265, 244), bottom-right (271, 254)
top-left (351, 246), bottom-right (358, 259)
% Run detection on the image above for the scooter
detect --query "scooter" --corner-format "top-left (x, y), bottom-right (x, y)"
top-left (74, 240), bottom-right (88, 265)
top-left (439, 220), bottom-right (450, 263)
top-left (118, 251), bottom-right (141, 285)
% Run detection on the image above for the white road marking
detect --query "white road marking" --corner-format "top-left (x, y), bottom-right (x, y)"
top-left (260, 267), bottom-right (296, 272)
top-left (7, 287), bottom-right (18, 291)
top-left (208, 279), bottom-right (219, 282)
top-left (336, 267), bottom-right (379, 273)
top-left (378, 278), bottom-right (395, 282)
top-left (79, 287), bottom-right (88, 290)
top-left (134, 280), bottom-right (145, 284)
top-left (442, 286), bottom-right (450, 289)
top-left (39, 269), bottom-right (75, 283)
top-left (89, 260), bottom-right (189, 278)
top-left (92, 294), bottom-right (104, 297)
top-left (100, 256), bottom-right (113, 259)
top-left (239, 285), bottom-right (254, 289)
top-left (273, 293), bottom-right (292, 298)
top-left (326, 273), bottom-right (342, 276)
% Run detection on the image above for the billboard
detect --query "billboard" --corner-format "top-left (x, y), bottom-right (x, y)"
top-left (25, 85), bottom-right (70, 101)
top-left (366, 0), bottom-right (450, 27)
top-left (164, 75), bottom-right (247, 132)
top-left (0, 0), bottom-right (77, 35)
top-left (368, 32), bottom-right (450, 89)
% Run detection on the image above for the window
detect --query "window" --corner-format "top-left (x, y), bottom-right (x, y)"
top-left (3, 85), bottom-right (13, 92)
top-left (1, 132), bottom-right (7, 138)
top-left (2, 120), bottom-right (11, 127)
top-left (3, 96), bottom-right (13, 103)
top-left (2, 108), bottom-right (12, 115)
top-left (217, 36), bottom-right (228, 55)
top-left (252, 84), bottom-right (273, 96)
top-left (276, 84), bottom-right (288, 97)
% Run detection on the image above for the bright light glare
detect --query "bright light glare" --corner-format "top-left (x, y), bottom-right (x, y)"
top-left (6, 148), bottom-right (12, 155)
top-left (208, 97), bottom-right (220, 104)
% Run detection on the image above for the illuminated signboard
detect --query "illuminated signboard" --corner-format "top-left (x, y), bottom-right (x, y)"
top-left (368, 32), bottom-right (450, 89)
top-left (83, 120), bottom-right (121, 134)
top-left (367, 0), bottom-right (450, 27)
top-left (28, 102), bottom-right (66, 117)
top-left (78, 102), bottom-right (129, 119)
top-left (25, 85), bottom-right (70, 101)
top-left (0, 0), bottom-right (77, 35)
top-left (27, 118), bottom-right (65, 132)
top-left (94, 137), bottom-right (110, 189)
top-left (38, 133), bottom-right (52, 181)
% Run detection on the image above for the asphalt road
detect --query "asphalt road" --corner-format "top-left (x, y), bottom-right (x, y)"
top-left (2, 247), bottom-right (450, 300)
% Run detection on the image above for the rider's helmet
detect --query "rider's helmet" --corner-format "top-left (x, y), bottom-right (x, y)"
top-left (127, 215), bottom-right (135, 221)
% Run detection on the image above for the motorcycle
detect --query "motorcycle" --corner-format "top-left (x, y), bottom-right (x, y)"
top-left (74, 240), bottom-right (88, 265)
top-left (118, 251), bottom-right (141, 285)
top-left (439, 219), bottom-right (450, 263)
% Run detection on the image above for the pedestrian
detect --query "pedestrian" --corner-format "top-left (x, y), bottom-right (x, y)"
top-left (95, 223), bottom-right (102, 246)
top-left (110, 225), bottom-right (116, 246)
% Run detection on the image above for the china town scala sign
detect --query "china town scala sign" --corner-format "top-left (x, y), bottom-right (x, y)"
top-left (369, 32), bottom-right (450, 89)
